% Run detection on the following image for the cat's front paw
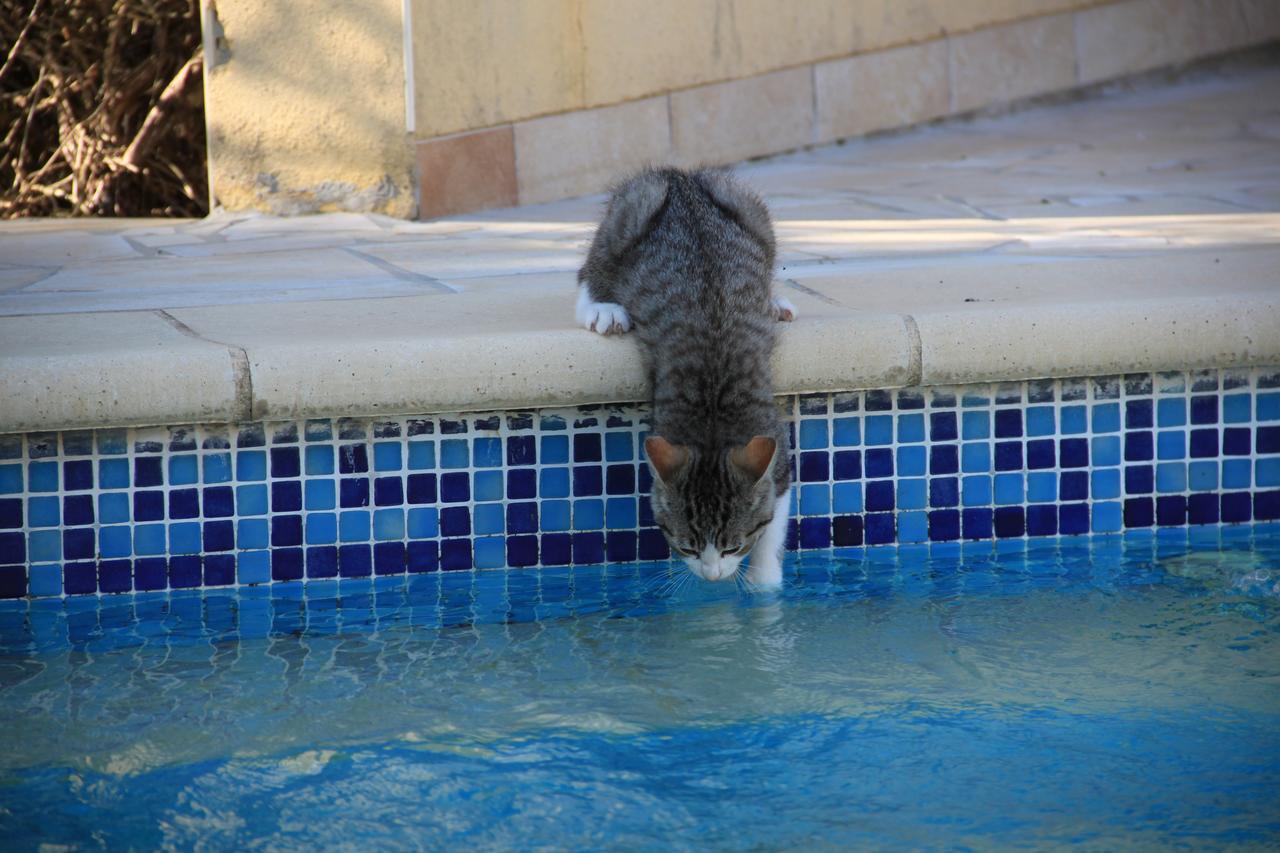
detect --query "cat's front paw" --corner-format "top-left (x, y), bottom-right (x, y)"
top-left (576, 285), bottom-right (632, 335)
top-left (771, 295), bottom-right (797, 322)
top-left (744, 557), bottom-right (782, 589)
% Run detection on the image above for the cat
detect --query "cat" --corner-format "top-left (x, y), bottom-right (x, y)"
top-left (576, 167), bottom-right (796, 587)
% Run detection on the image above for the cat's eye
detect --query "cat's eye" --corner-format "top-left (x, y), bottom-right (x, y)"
top-left (676, 546), bottom-right (699, 557)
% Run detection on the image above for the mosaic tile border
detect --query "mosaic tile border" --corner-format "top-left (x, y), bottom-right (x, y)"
top-left (1, 367), bottom-right (1278, 598)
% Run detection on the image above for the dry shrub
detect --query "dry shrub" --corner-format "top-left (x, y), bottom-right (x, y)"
top-left (0, 0), bottom-right (208, 217)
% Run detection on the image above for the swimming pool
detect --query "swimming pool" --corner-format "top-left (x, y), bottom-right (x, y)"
top-left (3, 526), bottom-right (1278, 848)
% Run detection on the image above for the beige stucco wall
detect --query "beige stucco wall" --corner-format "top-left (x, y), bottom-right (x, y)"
top-left (202, 0), bottom-right (414, 218)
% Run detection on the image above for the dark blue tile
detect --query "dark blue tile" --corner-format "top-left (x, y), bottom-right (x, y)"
top-left (99, 559), bottom-right (132, 593)
top-left (340, 477), bottom-right (370, 508)
top-left (1223, 428), bottom-right (1250, 456)
top-left (1221, 491), bottom-right (1251, 523)
top-left (572, 532), bottom-right (604, 564)
top-left (1059, 438), bottom-right (1088, 468)
top-left (133, 491), bottom-right (164, 521)
top-left (897, 390), bottom-right (925, 410)
top-left (203, 486), bottom-right (234, 518)
top-left (1026, 439), bottom-right (1055, 469)
top-left (204, 520), bottom-right (234, 551)
top-left (1190, 395), bottom-right (1218, 425)
top-left (785, 519), bottom-right (798, 551)
top-left (440, 506), bottom-right (471, 537)
top-left (636, 528), bottom-right (668, 561)
top-left (63, 460), bottom-right (93, 491)
top-left (638, 465), bottom-right (653, 494)
top-left (930, 412), bottom-right (957, 441)
top-left (542, 532), bottom-right (574, 565)
top-left (374, 542), bottom-right (406, 575)
top-left (408, 473), bottom-right (438, 504)
top-left (865, 449), bottom-right (893, 478)
top-left (507, 468), bottom-right (537, 499)
top-left (63, 528), bottom-right (94, 559)
top-left (1060, 471), bottom-right (1088, 501)
top-left (1123, 497), bottom-right (1153, 528)
top-left (994, 506), bottom-right (1024, 538)
top-left (994, 442), bottom-right (1023, 472)
top-left (339, 544), bottom-right (372, 577)
top-left (799, 452), bottom-right (828, 482)
top-left (574, 433), bottom-right (602, 462)
top-left (1156, 495), bottom-right (1187, 526)
top-left (373, 476), bottom-right (404, 506)
top-left (1059, 503), bottom-right (1089, 535)
top-left (507, 502), bottom-right (538, 534)
top-left (928, 510), bottom-right (960, 541)
top-left (606, 464), bottom-right (635, 495)
top-left (134, 457), bottom-right (163, 487)
top-left (169, 555), bottom-right (204, 588)
top-left (832, 515), bottom-right (863, 546)
top-left (1255, 490), bottom-right (1280, 521)
top-left (0, 565), bottom-right (24, 598)
top-left (1124, 431), bottom-right (1153, 462)
top-left (865, 390), bottom-right (892, 411)
top-left (866, 481), bottom-right (894, 512)
top-left (271, 515), bottom-right (303, 546)
top-left (1026, 504), bottom-right (1057, 536)
top-left (799, 517), bottom-right (831, 548)
top-left (929, 477), bottom-right (959, 508)
top-left (833, 451), bottom-right (862, 481)
top-left (501, 535), bottom-right (537, 568)
top-left (271, 481), bottom-right (302, 512)
top-left (338, 444), bottom-right (369, 474)
top-left (605, 531), bottom-right (636, 563)
top-left (994, 410), bottom-right (1023, 438)
top-left (507, 435), bottom-right (536, 466)
top-left (1189, 429), bottom-right (1218, 458)
top-left (0, 532), bottom-right (25, 565)
top-left (64, 494), bottom-right (94, 526)
top-left (1259, 426), bottom-right (1280, 454)
top-left (1125, 400), bottom-right (1153, 430)
top-left (307, 546), bottom-right (339, 578)
top-left (62, 561), bottom-right (96, 595)
top-left (204, 554), bottom-right (235, 586)
top-left (407, 540), bottom-right (440, 573)
top-left (1187, 493), bottom-right (1220, 525)
top-left (167, 488), bottom-right (199, 519)
top-left (134, 557), bottom-right (167, 591)
top-left (1125, 465), bottom-right (1154, 495)
top-left (0, 499), bottom-right (20, 529)
top-left (271, 447), bottom-right (300, 478)
top-left (930, 445), bottom-right (959, 475)
top-left (573, 466), bottom-right (603, 497)
top-left (865, 513), bottom-right (895, 545)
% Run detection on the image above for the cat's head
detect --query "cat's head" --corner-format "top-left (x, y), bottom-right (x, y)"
top-left (645, 435), bottom-right (779, 582)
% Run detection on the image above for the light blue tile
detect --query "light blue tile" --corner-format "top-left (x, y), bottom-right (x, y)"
top-left (237, 484), bottom-right (268, 515)
top-left (606, 497), bottom-right (637, 529)
top-left (865, 415), bottom-right (893, 446)
top-left (99, 526), bottom-right (132, 557)
top-left (541, 500), bottom-right (570, 531)
top-left (1188, 461), bottom-right (1218, 491)
top-left (897, 414), bottom-right (925, 443)
top-left (28, 462), bottom-right (57, 492)
top-left (373, 508), bottom-right (405, 540)
top-left (28, 564), bottom-right (61, 597)
top-left (238, 551), bottom-right (271, 585)
top-left (100, 458), bottom-right (130, 489)
top-left (305, 445), bottom-right (334, 475)
top-left (962, 411), bottom-right (990, 440)
top-left (339, 511), bottom-right (371, 542)
top-left (305, 479), bottom-right (336, 510)
top-left (28, 530), bottom-right (60, 562)
top-left (994, 473), bottom-right (1024, 505)
top-left (1092, 502), bottom-right (1122, 533)
top-left (1060, 406), bottom-right (1087, 435)
top-left (27, 497), bottom-right (59, 527)
top-left (440, 439), bottom-right (469, 469)
top-left (373, 442), bottom-right (402, 472)
top-left (1025, 407), bottom-right (1055, 437)
top-left (540, 468), bottom-right (570, 498)
top-left (1223, 393), bottom-right (1251, 424)
top-left (1092, 403), bottom-right (1120, 433)
top-left (99, 493), bottom-right (129, 524)
top-left (897, 479), bottom-right (926, 510)
top-left (1092, 436), bottom-right (1121, 467)
top-left (238, 519), bottom-right (268, 549)
top-left (134, 524), bottom-right (166, 556)
top-left (474, 537), bottom-right (505, 569)
top-left (897, 446), bottom-right (926, 476)
top-left (832, 417), bottom-right (860, 447)
top-left (1257, 458), bottom-right (1280, 487)
top-left (168, 455), bottom-right (198, 485)
top-left (961, 442), bottom-right (991, 473)
top-left (1091, 469), bottom-right (1121, 499)
top-left (800, 484), bottom-right (830, 515)
top-left (473, 437), bottom-right (502, 468)
top-left (306, 513), bottom-right (338, 544)
top-left (541, 435), bottom-right (569, 464)
top-left (1259, 392), bottom-right (1280, 421)
top-left (1027, 472), bottom-right (1056, 503)
top-left (407, 440), bottom-right (435, 470)
top-left (473, 504), bottom-right (504, 535)
top-left (832, 482), bottom-right (862, 513)
top-left (407, 507), bottom-right (439, 538)
top-left (1156, 430), bottom-right (1185, 460)
top-left (169, 522), bottom-right (201, 555)
top-left (799, 420), bottom-right (829, 450)
top-left (1157, 398), bottom-right (1186, 427)
top-left (605, 432), bottom-right (634, 461)
top-left (898, 511), bottom-right (928, 543)
top-left (962, 475), bottom-right (992, 506)
top-left (473, 470), bottom-right (503, 502)
top-left (573, 499), bottom-right (603, 530)
top-left (236, 450), bottom-right (266, 481)
top-left (1156, 463), bottom-right (1186, 493)
top-left (1222, 459), bottom-right (1251, 490)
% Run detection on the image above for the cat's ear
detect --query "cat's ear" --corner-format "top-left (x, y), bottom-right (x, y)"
top-left (645, 436), bottom-right (689, 483)
top-left (729, 436), bottom-right (777, 483)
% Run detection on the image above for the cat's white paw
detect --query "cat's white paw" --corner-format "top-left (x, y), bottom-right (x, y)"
top-left (576, 284), bottom-right (632, 335)
top-left (744, 557), bottom-right (782, 588)
top-left (771, 295), bottom-right (797, 322)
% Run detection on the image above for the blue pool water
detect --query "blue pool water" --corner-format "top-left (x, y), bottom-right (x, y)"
top-left (2, 527), bottom-right (1279, 849)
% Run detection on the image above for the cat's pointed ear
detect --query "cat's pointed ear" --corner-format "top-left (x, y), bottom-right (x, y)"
top-left (730, 436), bottom-right (777, 483)
top-left (645, 436), bottom-right (689, 483)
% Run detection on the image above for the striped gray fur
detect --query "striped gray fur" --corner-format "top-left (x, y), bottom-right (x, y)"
top-left (579, 167), bottom-right (790, 564)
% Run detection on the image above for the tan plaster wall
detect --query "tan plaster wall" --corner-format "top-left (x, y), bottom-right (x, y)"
top-left (203, 0), bottom-right (414, 218)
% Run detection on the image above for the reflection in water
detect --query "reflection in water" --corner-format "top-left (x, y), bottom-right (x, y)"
top-left (1, 528), bottom-right (1279, 848)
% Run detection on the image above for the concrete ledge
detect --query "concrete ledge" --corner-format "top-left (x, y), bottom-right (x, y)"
top-left (2, 63), bottom-right (1278, 433)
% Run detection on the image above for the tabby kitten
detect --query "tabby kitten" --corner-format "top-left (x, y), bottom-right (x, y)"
top-left (576, 167), bottom-right (796, 587)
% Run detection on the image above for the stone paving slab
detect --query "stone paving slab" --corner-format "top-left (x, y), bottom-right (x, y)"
top-left (1, 65), bottom-right (1278, 432)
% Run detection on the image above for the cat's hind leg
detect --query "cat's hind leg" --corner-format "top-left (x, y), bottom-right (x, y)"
top-left (771, 295), bottom-right (797, 322)
top-left (576, 283), bottom-right (631, 336)
top-left (744, 487), bottom-right (791, 588)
